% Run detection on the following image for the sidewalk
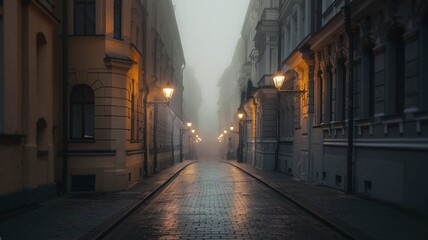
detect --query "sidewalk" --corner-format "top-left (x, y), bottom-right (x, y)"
top-left (0, 160), bottom-right (194, 240)
top-left (226, 160), bottom-right (428, 240)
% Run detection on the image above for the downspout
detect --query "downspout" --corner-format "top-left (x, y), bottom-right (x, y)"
top-left (142, 6), bottom-right (148, 177)
top-left (252, 97), bottom-right (257, 167)
top-left (343, 3), bottom-right (354, 194)
top-left (143, 86), bottom-right (148, 176)
top-left (171, 114), bottom-right (176, 164)
top-left (275, 91), bottom-right (280, 171)
top-left (180, 63), bottom-right (185, 120)
top-left (61, 0), bottom-right (69, 192)
top-left (0, 2), bottom-right (4, 132)
top-left (152, 33), bottom-right (159, 174)
top-left (307, 63), bottom-right (315, 182)
top-left (275, 1), bottom-right (283, 171)
top-left (153, 104), bottom-right (158, 173)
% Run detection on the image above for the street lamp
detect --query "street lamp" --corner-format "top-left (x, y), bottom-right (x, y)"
top-left (272, 71), bottom-right (306, 96)
top-left (237, 111), bottom-right (253, 163)
top-left (273, 70), bottom-right (286, 90)
top-left (162, 81), bottom-right (174, 102)
top-left (271, 71), bottom-right (305, 171)
top-left (238, 113), bottom-right (244, 120)
top-left (145, 82), bottom-right (175, 174)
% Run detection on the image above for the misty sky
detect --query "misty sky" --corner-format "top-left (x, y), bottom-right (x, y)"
top-left (173, 0), bottom-right (249, 156)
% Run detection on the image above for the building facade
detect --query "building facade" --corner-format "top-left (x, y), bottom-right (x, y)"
top-left (0, 0), bottom-right (186, 213)
top-left (235, 0), bottom-right (428, 211)
top-left (0, 0), bottom-right (59, 213)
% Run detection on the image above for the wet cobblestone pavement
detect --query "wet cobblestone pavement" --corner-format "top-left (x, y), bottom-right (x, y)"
top-left (105, 161), bottom-right (344, 240)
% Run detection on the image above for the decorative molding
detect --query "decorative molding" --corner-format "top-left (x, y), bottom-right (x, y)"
top-left (68, 150), bottom-right (116, 156)
top-left (324, 138), bottom-right (428, 151)
top-left (104, 56), bottom-right (135, 70)
top-left (0, 135), bottom-right (24, 145)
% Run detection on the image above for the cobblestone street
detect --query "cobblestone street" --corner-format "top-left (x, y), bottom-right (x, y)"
top-left (104, 161), bottom-right (344, 240)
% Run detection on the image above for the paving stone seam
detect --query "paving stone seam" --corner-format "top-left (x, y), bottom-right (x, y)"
top-left (79, 161), bottom-right (196, 240)
top-left (223, 161), bottom-right (365, 240)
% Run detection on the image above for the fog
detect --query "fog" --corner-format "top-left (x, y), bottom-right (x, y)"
top-left (173, 0), bottom-right (249, 159)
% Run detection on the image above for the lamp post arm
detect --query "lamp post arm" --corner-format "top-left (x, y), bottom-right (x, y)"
top-left (277, 89), bottom-right (306, 97)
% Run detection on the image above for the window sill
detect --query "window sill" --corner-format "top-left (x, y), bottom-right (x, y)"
top-left (69, 139), bottom-right (96, 143)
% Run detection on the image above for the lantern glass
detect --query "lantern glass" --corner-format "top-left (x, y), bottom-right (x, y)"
top-left (162, 86), bottom-right (174, 101)
top-left (272, 71), bottom-right (285, 90)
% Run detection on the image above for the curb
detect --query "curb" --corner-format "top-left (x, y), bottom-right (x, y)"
top-left (80, 161), bottom-right (195, 240)
top-left (223, 161), bottom-right (370, 240)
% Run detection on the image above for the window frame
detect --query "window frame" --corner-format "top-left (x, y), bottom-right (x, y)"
top-left (74, 0), bottom-right (96, 36)
top-left (70, 84), bottom-right (95, 140)
top-left (114, 0), bottom-right (122, 39)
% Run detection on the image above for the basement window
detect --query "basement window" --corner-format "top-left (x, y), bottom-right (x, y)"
top-left (335, 175), bottom-right (342, 186)
top-left (365, 181), bottom-right (372, 194)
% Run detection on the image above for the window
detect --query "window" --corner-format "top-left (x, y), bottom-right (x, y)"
top-left (420, 14), bottom-right (428, 111)
top-left (0, 8), bottom-right (4, 132)
top-left (70, 85), bottom-right (94, 139)
top-left (336, 57), bottom-right (346, 121)
top-left (37, 33), bottom-right (47, 101)
top-left (299, 0), bottom-right (306, 40)
top-left (74, 0), bottom-right (96, 35)
top-left (322, 0), bottom-right (333, 13)
top-left (325, 65), bottom-right (333, 123)
top-left (36, 118), bottom-right (48, 156)
top-left (362, 44), bottom-right (375, 118)
top-left (131, 80), bottom-right (136, 141)
top-left (114, 0), bottom-right (122, 39)
top-left (386, 28), bottom-right (405, 115)
top-left (318, 70), bottom-right (324, 124)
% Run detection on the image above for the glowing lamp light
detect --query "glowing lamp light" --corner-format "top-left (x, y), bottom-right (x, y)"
top-left (187, 122), bottom-right (192, 128)
top-left (162, 82), bottom-right (174, 101)
top-left (272, 71), bottom-right (285, 90)
top-left (191, 129), bottom-right (195, 134)
top-left (223, 130), bottom-right (227, 134)
top-left (230, 126), bottom-right (234, 131)
top-left (238, 113), bottom-right (244, 119)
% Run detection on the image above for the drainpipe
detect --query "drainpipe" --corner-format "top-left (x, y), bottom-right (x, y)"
top-left (153, 104), bottom-right (158, 173)
top-left (275, 91), bottom-right (280, 171)
top-left (171, 114), bottom-right (176, 163)
top-left (252, 97), bottom-right (258, 167)
top-left (142, 86), bottom-right (148, 176)
top-left (61, 0), bottom-right (69, 192)
top-left (141, 4), bottom-right (148, 177)
top-left (343, 3), bottom-right (354, 194)
top-left (275, 1), bottom-right (283, 171)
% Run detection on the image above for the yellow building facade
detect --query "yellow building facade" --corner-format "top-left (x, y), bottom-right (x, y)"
top-left (0, 0), bottom-right (59, 212)
top-left (0, 0), bottom-right (185, 213)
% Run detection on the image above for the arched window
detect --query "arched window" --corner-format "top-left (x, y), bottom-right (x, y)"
top-left (37, 32), bottom-right (47, 101)
top-left (70, 85), bottom-right (94, 139)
